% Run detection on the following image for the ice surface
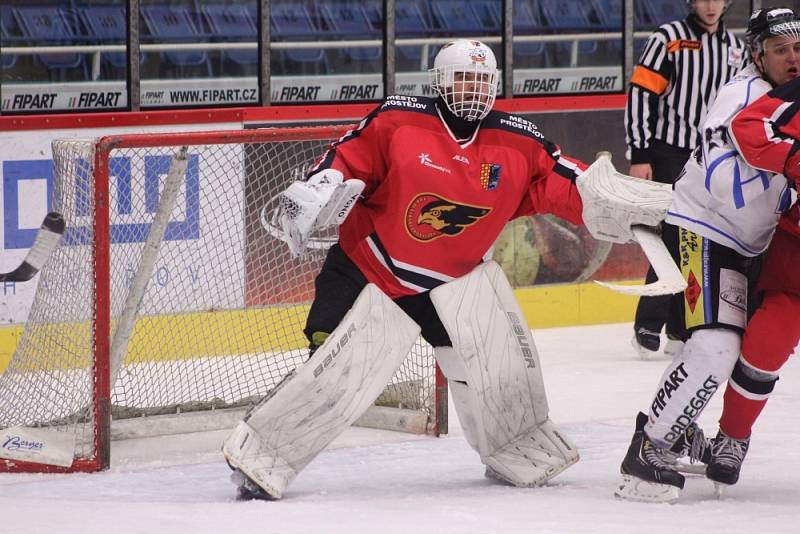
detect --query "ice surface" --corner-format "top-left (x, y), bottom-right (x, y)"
top-left (3, 323), bottom-right (799, 533)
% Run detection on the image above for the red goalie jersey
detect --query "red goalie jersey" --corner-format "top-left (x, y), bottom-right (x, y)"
top-left (311, 95), bottom-right (586, 298)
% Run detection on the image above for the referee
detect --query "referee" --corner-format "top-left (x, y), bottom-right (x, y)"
top-left (626, 0), bottom-right (746, 358)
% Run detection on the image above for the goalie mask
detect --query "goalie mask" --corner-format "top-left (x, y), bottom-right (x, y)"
top-left (429, 39), bottom-right (498, 122)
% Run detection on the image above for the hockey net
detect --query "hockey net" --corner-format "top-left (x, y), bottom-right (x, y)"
top-left (0, 126), bottom-right (446, 473)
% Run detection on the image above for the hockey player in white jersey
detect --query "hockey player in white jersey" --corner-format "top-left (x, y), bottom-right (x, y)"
top-left (615, 6), bottom-right (800, 503)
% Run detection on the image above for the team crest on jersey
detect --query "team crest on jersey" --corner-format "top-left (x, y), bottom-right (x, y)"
top-left (479, 163), bottom-right (501, 190)
top-left (405, 193), bottom-right (491, 241)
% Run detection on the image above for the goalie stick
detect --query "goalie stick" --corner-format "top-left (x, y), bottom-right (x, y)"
top-left (581, 153), bottom-right (686, 297)
top-left (0, 212), bottom-right (65, 282)
top-left (596, 225), bottom-right (687, 297)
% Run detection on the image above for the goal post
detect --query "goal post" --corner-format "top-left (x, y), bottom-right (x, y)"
top-left (0, 126), bottom-right (447, 473)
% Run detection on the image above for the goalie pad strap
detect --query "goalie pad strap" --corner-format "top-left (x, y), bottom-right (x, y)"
top-left (222, 284), bottom-right (420, 499)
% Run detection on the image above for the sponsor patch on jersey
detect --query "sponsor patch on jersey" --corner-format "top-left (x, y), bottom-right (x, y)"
top-left (685, 271), bottom-right (701, 313)
top-left (728, 46), bottom-right (743, 67)
top-left (418, 152), bottom-right (452, 174)
top-left (479, 163), bottom-right (501, 190)
top-left (667, 39), bottom-right (702, 53)
top-left (405, 193), bottom-right (491, 242)
top-left (679, 228), bottom-right (706, 328)
top-left (718, 268), bottom-right (747, 328)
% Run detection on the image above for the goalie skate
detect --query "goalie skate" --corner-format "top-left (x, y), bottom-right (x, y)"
top-left (230, 468), bottom-right (276, 501)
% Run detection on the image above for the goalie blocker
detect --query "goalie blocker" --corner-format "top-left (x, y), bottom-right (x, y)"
top-left (223, 261), bottom-right (577, 499)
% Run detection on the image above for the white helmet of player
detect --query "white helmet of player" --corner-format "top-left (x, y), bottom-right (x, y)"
top-left (429, 39), bottom-right (498, 122)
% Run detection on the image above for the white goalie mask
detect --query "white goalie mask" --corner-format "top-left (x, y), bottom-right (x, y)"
top-left (429, 39), bottom-right (498, 122)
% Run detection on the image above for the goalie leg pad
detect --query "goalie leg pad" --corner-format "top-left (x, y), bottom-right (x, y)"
top-left (222, 284), bottom-right (420, 499)
top-left (484, 419), bottom-right (579, 487)
top-left (430, 261), bottom-right (579, 486)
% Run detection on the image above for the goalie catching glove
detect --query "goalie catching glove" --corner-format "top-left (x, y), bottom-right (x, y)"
top-left (576, 154), bottom-right (673, 244)
top-left (263, 169), bottom-right (365, 257)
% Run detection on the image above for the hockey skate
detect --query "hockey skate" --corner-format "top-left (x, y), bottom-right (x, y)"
top-left (230, 468), bottom-right (277, 501)
top-left (615, 412), bottom-right (685, 503)
top-left (668, 421), bottom-right (712, 475)
top-left (632, 327), bottom-right (661, 360)
top-left (706, 430), bottom-right (750, 495)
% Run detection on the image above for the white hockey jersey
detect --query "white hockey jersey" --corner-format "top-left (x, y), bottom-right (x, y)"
top-left (665, 64), bottom-right (795, 256)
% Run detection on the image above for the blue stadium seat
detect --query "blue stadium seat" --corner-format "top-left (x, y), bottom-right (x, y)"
top-left (12, 6), bottom-right (89, 77)
top-left (513, 0), bottom-right (547, 61)
top-left (537, 0), bottom-right (598, 57)
top-left (431, 1), bottom-right (485, 35)
top-left (394, 0), bottom-right (434, 67)
top-left (270, 2), bottom-right (327, 69)
top-left (470, 1), bottom-right (502, 33)
top-left (589, 0), bottom-right (647, 59)
top-left (78, 6), bottom-right (145, 71)
top-left (140, 5), bottom-right (211, 74)
top-left (588, 0), bottom-right (648, 28)
top-left (319, 1), bottom-right (380, 62)
top-left (396, 0), bottom-right (429, 35)
top-left (642, 0), bottom-right (688, 27)
top-left (359, 0), bottom-right (436, 68)
top-left (201, 4), bottom-right (257, 65)
top-left (0, 5), bottom-right (18, 70)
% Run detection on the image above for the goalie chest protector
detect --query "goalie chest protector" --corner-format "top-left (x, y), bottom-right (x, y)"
top-left (313, 96), bottom-right (584, 298)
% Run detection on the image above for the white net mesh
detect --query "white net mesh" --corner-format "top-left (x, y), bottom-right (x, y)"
top-left (0, 128), bottom-right (440, 469)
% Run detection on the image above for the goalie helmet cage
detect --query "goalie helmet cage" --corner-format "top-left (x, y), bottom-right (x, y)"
top-left (0, 126), bottom-right (447, 474)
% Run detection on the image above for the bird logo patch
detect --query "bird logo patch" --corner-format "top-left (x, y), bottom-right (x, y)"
top-left (480, 163), bottom-right (501, 190)
top-left (405, 193), bottom-right (491, 242)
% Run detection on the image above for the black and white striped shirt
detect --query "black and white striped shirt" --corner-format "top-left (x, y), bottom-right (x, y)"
top-left (625, 16), bottom-right (747, 164)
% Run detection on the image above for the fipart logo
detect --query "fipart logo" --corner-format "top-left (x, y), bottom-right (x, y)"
top-left (1, 93), bottom-right (57, 111)
top-left (2, 155), bottom-right (200, 250)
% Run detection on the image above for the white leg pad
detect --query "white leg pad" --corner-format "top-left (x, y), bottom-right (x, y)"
top-left (222, 283), bottom-right (420, 499)
top-left (431, 261), bottom-right (579, 486)
top-left (484, 419), bottom-right (579, 487)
